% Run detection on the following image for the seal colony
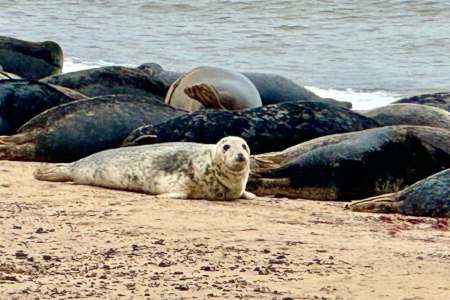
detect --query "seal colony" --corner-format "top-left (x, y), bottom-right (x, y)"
top-left (34, 136), bottom-right (255, 200)
top-left (1, 35), bottom-right (450, 210)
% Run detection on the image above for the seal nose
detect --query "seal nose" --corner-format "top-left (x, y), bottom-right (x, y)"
top-left (235, 153), bottom-right (246, 162)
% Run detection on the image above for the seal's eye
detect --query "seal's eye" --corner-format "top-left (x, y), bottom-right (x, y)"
top-left (242, 144), bottom-right (248, 152)
top-left (223, 144), bottom-right (230, 152)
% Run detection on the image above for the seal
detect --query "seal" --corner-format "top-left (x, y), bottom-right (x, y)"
top-left (393, 92), bottom-right (450, 112)
top-left (0, 36), bottom-right (63, 79)
top-left (360, 103), bottom-right (450, 130)
top-left (34, 136), bottom-right (256, 200)
top-left (0, 71), bottom-right (21, 80)
top-left (348, 168), bottom-right (450, 217)
top-left (0, 94), bottom-right (185, 162)
top-left (165, 66), bottom-right (262, 111)
top-left (137, 62), bottom-right (351, 108)
top-left (248, 126), bottom-right (450, 201)
top-left (122, 102), bottom-right (378, 154)
top-left (0, 80), bottom-right (86, 135)
top-left (42, 66), bottom-right (169, 98)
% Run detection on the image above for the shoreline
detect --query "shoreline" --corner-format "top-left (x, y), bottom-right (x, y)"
top-left (1, 161), bottom-right (449, 299)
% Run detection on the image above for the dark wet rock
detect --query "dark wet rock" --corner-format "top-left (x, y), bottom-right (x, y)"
top-left (349, 168), bottom-right (450, 217)
top-left (249, 126), bottom-right (450, 201)
top-left (393, 92), bottom-right (450, 112)
top-left (0, 80), bottom-right (86, 135)
top-left (0, 94), bottom-right (185, 162)
top-left (0, 36), bottom-right (63, 79)
top-left (122, 102), bottom-right (377, 154)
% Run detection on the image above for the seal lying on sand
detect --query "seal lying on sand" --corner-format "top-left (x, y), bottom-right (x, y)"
top-left (0, 80), bottom-right (85, 135)
top-left (165, 66), bottom-right (262, 111)
top-left (248, 126), bottom-right (450, 201)
top-left (0, 36), bottom-right (63, 79)
top-left (138, 62), bottom-right (351, 108)
top-left (42, 66), bottom-right (170, 98)
top-left (0, 95), bottom-right (185, 162)
top-left (348, 169), bottom-right (450, 217)
top-left (393, 92), bottom-right (450, 112)
top-left (34, 136), bottom-right (255, 200)
top-left (122, 102), bottom-right (378, 154)
top-left (360, 103), bottom-right (450, 130)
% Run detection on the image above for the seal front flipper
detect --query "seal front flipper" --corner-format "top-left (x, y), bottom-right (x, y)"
top-left (184, 84), bottom-right (224, 109)
top-left (155, 191), bottom-right (189, 199)
top-left (346, 193), bottom-right (400, 213)
top-left (241, 191), bottom-right (256, 200)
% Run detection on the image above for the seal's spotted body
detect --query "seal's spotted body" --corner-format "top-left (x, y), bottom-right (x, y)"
top-left (123, 102), bottom-right (378, 154)
top-left (34, 137), bottom-right (254, 200)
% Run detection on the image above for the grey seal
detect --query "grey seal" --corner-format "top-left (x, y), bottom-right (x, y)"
top-left (165, 66), bottom-right (262, 111)
top-left (34, 136), bottom-right (255, 200)
top-left (393, 92), bottom-right (450, 112)
top-left (348, 169), bottom-right (450, 217)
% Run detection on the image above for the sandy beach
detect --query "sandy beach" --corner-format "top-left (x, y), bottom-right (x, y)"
top-left (0, 160), bottom-right (449, 299)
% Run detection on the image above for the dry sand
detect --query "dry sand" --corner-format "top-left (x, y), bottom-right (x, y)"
top-left (0, 160), bottom-right (449, 299)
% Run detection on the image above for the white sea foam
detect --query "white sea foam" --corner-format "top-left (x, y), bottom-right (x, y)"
top-left (305, 86), bottom-right (401, 110)
top-left (63, 58), bottom-right (400, 110)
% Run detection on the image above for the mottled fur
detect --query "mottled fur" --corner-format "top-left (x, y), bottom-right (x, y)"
top-left (34, 137), bottom-right (255, 200)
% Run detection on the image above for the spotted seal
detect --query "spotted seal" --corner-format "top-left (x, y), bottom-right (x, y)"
top-left (122, 102), bottom-right (378, 154)
top-left (0, 36), bottom-right (63, 79)
top-left (360, 103), bottom-right (450, 130)
top-left (0, 80), bottom-right (86, 135)
top-left (34, 136), bottom-right (255, 200)
top-left (393, 92), bottom-right (450, 112)
top-left (42, 66), bottom-right (169, 98)
top-left (248, 126), bottom-right (450, 201)
top-left (0, 95), bottom-right (185, 162)
top-left (348, 169), bottom-right (450, 217)
top-left (165, 66), bottom-right (262, 111)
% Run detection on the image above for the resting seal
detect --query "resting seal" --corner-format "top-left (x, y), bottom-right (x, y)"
top-left (0, 36), bottom-right (63, 79)
top-left (0, 94), bottom-right (185, 162)
top-left (348, 169), bottom-right (450, 217)
top-left (249, 126), bottom-right (450, 201)
top-left (393, 92), bottom-right (450, 112)
top-left (165, 66), bottom-right (262, 111)
top-left (34, 136), bottom-right (255, 200)
top-left (360, 103), bottom-right (450, 130)
top-left (122, 102), bottom-right (377, 154)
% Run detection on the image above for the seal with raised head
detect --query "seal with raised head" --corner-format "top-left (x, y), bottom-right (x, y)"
top-left (122, 102), bottom-right (378, 154)
top-left (42, 66), bottom-right (169, 98)
top-left (0, 80), bottom-right (86, 134)
top-left (248, 126), bottom-right (450, 201)
top-left (165, 66), bottom-right (262, 111)
top-left (360, 103), bottom-right (450, 130)
top-left (0, 94), bottom-right (185, 162)
top-left (34, 136), bottom-right (256, 200)
top-left (0, 36), bottom-right (63, 79)
top-left (393, 92), bottom-right (450, 112)
top-left (348, 169), bottom-right (450, 217)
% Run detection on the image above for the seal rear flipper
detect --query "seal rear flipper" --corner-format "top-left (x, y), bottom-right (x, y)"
top-left (34, 163), bottom-right (73, 182)
top-left (122, 134), bottom-right (158, 147)
top-left (346, 193), bottom-right (400, 213)
top-left (184, 84), bottom-right (224, 109)
top-left (0, 134), bottom-right (36, 161)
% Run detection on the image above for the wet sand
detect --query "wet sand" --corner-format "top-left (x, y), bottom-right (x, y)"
top-left (1, 160), bottom-right (449, 299)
